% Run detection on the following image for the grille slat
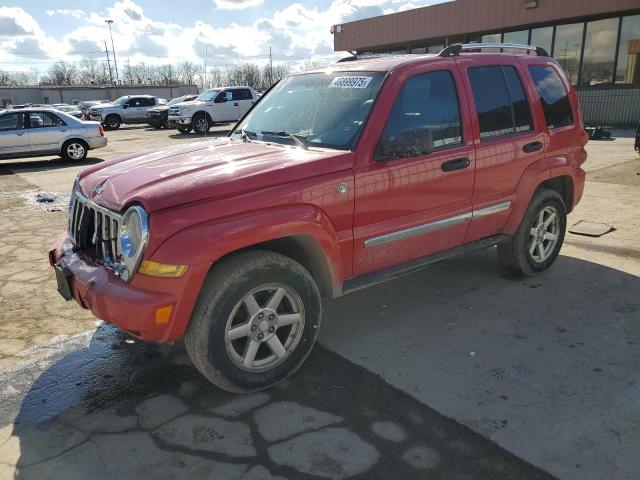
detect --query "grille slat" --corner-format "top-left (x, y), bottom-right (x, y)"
top-left (68, 191), bottom-right (122, 264)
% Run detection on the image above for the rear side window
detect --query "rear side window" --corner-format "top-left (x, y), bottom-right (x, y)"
top-left (528, 66), bottom-right (574, 129)
top-left (139, 97), bottom-right (155, 107)
top-left (232, 89), bottom-right (253, 101)
top-left (377, 70), bottom-right (463, 159)
top-left (468, 66), bottom-right (533, 140)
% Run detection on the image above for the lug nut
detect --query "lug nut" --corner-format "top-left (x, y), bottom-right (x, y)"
top-left (268, 326), bottom-right (275, 333)
top-left (258, 313), bottom-right (264, 319)
top-left (251, 325), bottom-right (257, 331)
top-left (269, 314), bottom-right (275, 320)
top-left (258, 333), bottom-right (264, 340)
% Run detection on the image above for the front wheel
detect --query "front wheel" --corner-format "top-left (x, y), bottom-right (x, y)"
top-left (192, 113), bottom-right (211, 134)
top-left (498, 188), bottom-right (566, 276)
top-left (177, 125), bottom-right (192, 134)
top-left (184, 251), bottom-right (321, 393)
top-left (103, 115), bottom-right (121, 130)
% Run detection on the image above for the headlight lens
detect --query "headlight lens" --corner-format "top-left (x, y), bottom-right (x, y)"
top-left (118, 206), bottom-right (149, 281)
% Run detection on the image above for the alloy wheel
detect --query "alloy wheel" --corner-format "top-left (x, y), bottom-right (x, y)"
top-left (224, 283), bottom-right (305, 373)
top-left (528, 205), bottom-right (560, 263)
top-left (66, 143), bottom-right (85, 160)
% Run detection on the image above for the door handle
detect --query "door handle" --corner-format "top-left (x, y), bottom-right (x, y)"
top-left (16, 131), bottom-right (25, 136)
top-left (441, 157), bottom-right (470, 172)
top-left (523, 141), bottom-right (543, 153)
top-left (233, 102), bottom-right (239, 106)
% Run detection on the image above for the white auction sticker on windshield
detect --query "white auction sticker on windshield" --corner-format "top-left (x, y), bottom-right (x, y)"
top-left (329, 76), bottom-right (373, 89)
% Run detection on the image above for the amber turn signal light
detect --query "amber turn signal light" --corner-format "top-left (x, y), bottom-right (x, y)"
top-left (139, 260), bottom-right (188, 278)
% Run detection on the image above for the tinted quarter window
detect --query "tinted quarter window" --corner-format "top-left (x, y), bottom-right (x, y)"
top-left (528, 66), bottom-right (574, 129)
top-left (468, 66), bottom-right (532, 139)
top-left (0, 113), bottom-right (23, 131)
top-left (376, 70), bottom-right (462, 160)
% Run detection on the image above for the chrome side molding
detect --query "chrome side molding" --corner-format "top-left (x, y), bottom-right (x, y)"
top-left (364, 201), bottom-right (512, 248)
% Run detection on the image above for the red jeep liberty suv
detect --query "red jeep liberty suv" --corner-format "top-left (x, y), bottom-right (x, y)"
top-left (50, 44), bottom-right (587, 393)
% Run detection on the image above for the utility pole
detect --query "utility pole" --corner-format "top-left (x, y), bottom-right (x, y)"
top-left (105, 20), bottom-right (119, 84)
top-left (104, 41), bottom-right (114, 85)
top-left (269, 46), bottom-right (273, 86)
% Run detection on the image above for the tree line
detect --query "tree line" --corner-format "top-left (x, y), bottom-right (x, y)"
top-left (0, 59), bottom-right (320, 91)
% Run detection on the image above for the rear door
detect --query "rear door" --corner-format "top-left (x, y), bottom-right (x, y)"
top-left (0, 112), bottom-right (28, 156)
top-left (231, 88), bottom-right (255, 119)
top-left (353, 63), bottom-right (476, 275)
top-left (456, 56), bottom-right (545, 243)
top-left (27, 111), bottom-right (68, 154)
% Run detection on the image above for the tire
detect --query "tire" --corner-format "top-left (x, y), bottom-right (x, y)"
top-left (104, 114), bottom-right (121, 130)
top-left (177, 125), bottom-right (192, 134)
top-left (192, 113), bottom-right (211, 134)
top-left (61, 139), bottom-right (88, 161)
top-left (498, 188), bottom-right (566, 276)
top-left (184, 251), bottom-right (321, 393)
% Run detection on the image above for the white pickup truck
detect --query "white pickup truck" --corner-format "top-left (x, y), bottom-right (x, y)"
top-left (168, 86), bottom-right (258, 134)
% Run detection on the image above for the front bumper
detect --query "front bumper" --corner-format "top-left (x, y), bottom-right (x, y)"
top-left (168, 115), bottom-right (191, 126)
top-left (49, 233), bottom-right (208, 342)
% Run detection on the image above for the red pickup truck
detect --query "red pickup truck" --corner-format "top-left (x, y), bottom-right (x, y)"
top-left (50, 44), bottom-right (587, 393)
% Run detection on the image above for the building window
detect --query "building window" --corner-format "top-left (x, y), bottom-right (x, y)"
top-left (616, 14), bottom-right (640, 84)
top-left (426, 44), bottom-right (444, 53)
top-left (376, 70), bottom-right (462, 160)
top-left (553, 23), bottom-right (584, 85)
top-left (530, 26), bottom-right (553, 54)
top-left (528, 66), bottom-right (574, 129)
top-left (481, 33), bottom-right (501, 43)
top-left (503, 30), bottom-right (529, 45)
top-left (411, 47), bottom-right (426, 54)
top-left (580, 18), bottom-right (619, 86)
top-left (468, 66), bottom-right (532, 140)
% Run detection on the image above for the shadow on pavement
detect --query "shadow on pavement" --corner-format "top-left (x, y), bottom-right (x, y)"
top-left (0, 157), bottom-right (103, 175)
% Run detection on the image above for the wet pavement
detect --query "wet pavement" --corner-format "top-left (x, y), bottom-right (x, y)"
top-left (0, 325), bottom-right (552, 479)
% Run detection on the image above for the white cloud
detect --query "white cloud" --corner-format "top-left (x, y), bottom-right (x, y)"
top-left (214, 0), bottom-right (264, 10)
top-left (0, 6), bottom-right (43, 37)
top-left (46, 9), bottom-right (86, 19)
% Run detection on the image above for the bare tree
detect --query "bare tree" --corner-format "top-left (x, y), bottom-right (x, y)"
top-left (44, 61), bottom-right (79, 85)
top-left (157, 64), bottom-right (177, 85)
top-left (178, 61), bottom-right (199, 85)
top-left (79, 58), bottom-right (110, 85)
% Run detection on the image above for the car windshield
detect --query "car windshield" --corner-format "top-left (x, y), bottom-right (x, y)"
top-left (168, 96), bottom-right (190, 106)
top-left (57, 106), bottom-right (75, 112)
top-left (112, 96), bottom-right (128, 105)
top-left (233, 71), bottom-right (385, 150)
top-left (197, 90), bottom-right (221, 102)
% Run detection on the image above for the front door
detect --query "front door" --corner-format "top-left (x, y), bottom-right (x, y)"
top-left (27, 111), bottom-right (67, 154)
top-left (123, 97), bottom-right (145, 121)
top-left (214, 90), bottom-right (236, 122)
top-left (353, 65), bottom-right (476, 275)
top-left (0, 112), bottom-right (29, 156)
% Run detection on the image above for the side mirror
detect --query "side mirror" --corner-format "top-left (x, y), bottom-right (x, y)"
top-left (215, 96), bottom-right (226, 104)
top-left (375, 127), bottom-right (434, 162)
top-left (122, 104), bottom-right (128, 109)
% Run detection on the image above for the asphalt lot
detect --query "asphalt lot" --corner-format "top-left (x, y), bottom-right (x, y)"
top-left (1, 124), bottom-right (639, 479)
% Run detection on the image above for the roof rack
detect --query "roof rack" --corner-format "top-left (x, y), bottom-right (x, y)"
top-left (439, 43), bottom-right (549, 57)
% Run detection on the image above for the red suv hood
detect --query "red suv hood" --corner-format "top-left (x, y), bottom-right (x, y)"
top-left (78, 139), bottom-right (353, 212)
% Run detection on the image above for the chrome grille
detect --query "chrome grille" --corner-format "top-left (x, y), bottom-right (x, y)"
top-left (69, 191), bottom-right (121, 264)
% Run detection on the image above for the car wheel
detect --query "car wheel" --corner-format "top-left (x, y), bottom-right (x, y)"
top-left (104, 115), bottom-right (121, 130)
top-left (177, 125), bottom-right (192, 134)
top-left (184, 251), bottom-right (321, 393)
top-left (61, 140), bottom-right (88, 161)
top-left (192, 113), bottom-right (211, 134)
top-left (498, 188), bottom-right (566, 276)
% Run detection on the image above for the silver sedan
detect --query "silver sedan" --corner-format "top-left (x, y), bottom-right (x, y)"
top-left (0, 107), bottom-right (107, 161)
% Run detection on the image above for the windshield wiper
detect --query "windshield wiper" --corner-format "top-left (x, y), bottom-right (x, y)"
top-left (260, 130), bottom-right (309, 150)
top-left (239, 129), bottom-right (256, 142)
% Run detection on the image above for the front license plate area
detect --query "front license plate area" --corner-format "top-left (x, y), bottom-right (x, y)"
top-left (55, 265), bottom-right (73, 301)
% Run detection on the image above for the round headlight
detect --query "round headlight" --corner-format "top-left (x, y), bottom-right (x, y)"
top-left (119, 206), bottom-right (148, 258)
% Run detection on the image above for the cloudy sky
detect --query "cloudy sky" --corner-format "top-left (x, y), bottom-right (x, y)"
top-left (0, 0), bottom-right (447, 73)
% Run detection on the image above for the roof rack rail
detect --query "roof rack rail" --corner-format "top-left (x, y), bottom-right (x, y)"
top-left (439, 43), bottom-right (549, 57)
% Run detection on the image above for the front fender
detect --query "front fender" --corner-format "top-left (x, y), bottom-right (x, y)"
top-left (502, 158), bottom-right (551, 234)
top-left (149, 204), bottom-right (345, 294)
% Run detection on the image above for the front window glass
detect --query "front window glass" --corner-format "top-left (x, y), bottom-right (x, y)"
top-left (553, 23), bottom-right (585, 85)
top-left (234, 71), bottom-right (385, 150)
top-left (197, 89), bottom-right (221, 102)
top-left (616, 14), bottom-right (640, 84)
top-left (581, 18), bottom-right (618, 85)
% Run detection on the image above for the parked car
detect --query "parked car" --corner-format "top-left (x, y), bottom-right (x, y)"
top-left (49, 44), bottom-right (587, 393)
top-left (89, 95), bottom-right (162, 130)
top-left (79, 100), bottom-right (108, 120)
top-left (145, 95), bottom-right (198, 129)
top-left (0, 107), bottom-right (106, 161)
top-left (53, 104), bottom-right (84, 119)
top-left (168, 87), bottom-right (257, 134)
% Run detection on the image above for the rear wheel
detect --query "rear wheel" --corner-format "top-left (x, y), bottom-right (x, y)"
top-left (104, 114), bottom-right (121, 130)
top-left (192, 113), bottom-right (211, 134)
top-left (498, 188), bottom-right (566, 276)
top-left (61, 140), bottom-right (88, 161)
top-left (184, 251), bottom-right (321, 393)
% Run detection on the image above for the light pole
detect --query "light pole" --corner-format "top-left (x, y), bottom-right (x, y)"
top-left (105, 19), bottom-right (119, 84)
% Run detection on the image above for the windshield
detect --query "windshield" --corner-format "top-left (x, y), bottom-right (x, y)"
top-left (112, 96), bottom-right (128, 105)
top-left (233, 71), bottom-right (385, 150)
top-left (57, 106), bottom-right (75, 112)
top-left (168, 96), bottom-right (188, 106)
top-left (197, 89), bottom-right (221, 102)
